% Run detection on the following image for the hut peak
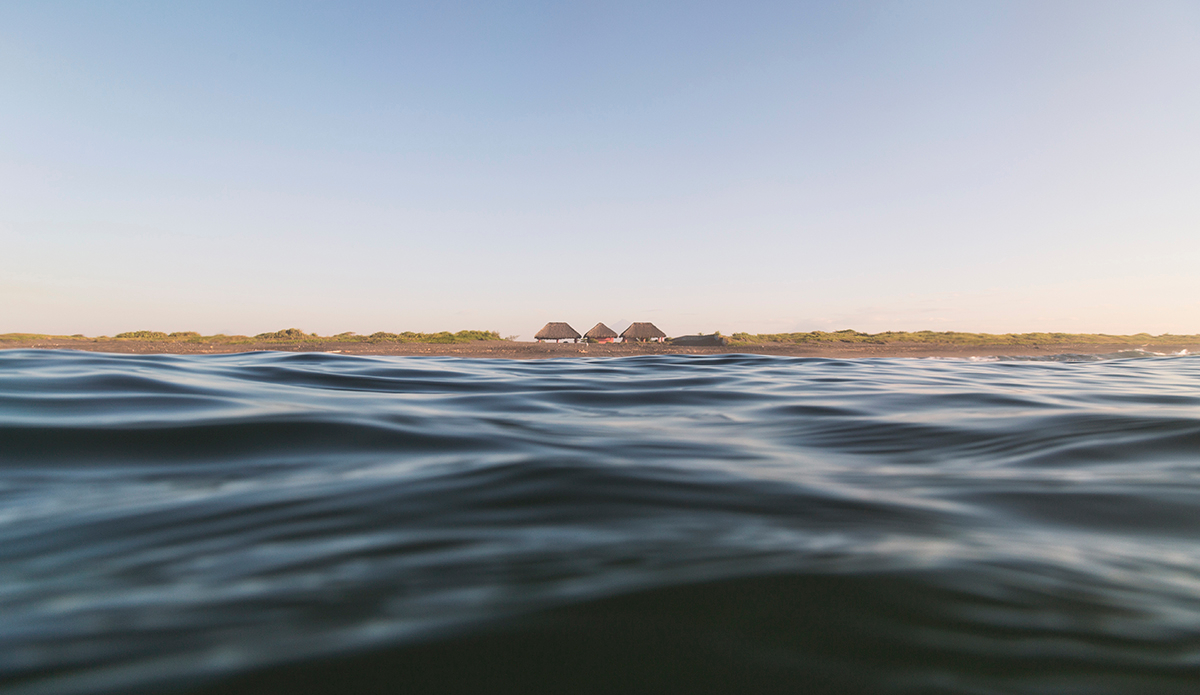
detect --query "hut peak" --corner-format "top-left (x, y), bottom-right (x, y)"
top-left (620, 322), bottom-right (667, 342)
top-left (534, 322), bottom-right (581, 342)
top-left (585, 323), bottom-right (618, 340)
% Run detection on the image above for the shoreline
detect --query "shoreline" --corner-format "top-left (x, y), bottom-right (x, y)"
top-left (2, 338), bottom-right (1196, 359)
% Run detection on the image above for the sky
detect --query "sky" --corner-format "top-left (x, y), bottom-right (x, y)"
top-left (2, 1), bottom-right (1198, 339)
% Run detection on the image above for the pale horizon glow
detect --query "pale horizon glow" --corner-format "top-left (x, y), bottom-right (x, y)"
top-left (2, 1), bottom-right (1198, 340)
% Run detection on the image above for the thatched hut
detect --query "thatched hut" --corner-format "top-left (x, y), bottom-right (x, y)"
top-left (620, 322), bottom-right (667, 343)
top-left (585, 323), bottom-right (618, 343)
top-left (534, 322), bottom-right (581, 343)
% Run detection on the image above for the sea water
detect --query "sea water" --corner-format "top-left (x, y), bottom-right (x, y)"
top-left (1, 350), bottom-right (1198, 694)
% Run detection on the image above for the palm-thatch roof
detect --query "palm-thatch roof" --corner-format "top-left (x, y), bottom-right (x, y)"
top-left (585, 323), bottom-right (618, 340)
top-left (534, 322), bottom-right (581, 340)
top-left (620, 322), bottom-right (666, 340)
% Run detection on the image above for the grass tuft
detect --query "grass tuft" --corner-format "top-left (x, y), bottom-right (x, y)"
top-left (254, 328), bottom-right (314, 340)
top-left (726, 330), bottom-right (1200, 346)
top-left (367, 330), bottom-right (501, 344)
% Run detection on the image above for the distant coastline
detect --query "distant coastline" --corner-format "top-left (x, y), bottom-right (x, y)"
top-left (2, 329), bottom-right (1197, 359)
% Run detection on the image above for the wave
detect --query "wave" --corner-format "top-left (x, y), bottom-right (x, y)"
top-left (1, 350), bottom-right (1199, 693)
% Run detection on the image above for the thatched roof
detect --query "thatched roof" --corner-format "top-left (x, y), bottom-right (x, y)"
top-left (620, 322), bottom-right (666, 339)
top-left (534, 322), bottom-right (581, 340)
top-left (585, 322), bottom-right (618, 339)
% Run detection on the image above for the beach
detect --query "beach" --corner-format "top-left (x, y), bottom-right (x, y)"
top-left (2, 335), bottom-right (1196, 359)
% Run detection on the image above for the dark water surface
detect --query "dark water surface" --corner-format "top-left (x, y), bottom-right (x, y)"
top-left (2, 350), bottom-right (1199, 694)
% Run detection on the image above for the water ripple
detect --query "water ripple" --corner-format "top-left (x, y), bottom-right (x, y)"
top-left (1, 350), bottom-right (1198, 694)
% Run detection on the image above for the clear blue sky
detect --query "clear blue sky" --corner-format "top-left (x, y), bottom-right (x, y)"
top-left (3, 1), bottom-right (1197, 338)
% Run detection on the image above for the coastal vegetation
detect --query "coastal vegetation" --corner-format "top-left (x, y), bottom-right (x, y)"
top-left (2, 329), bottom-right (1197, 349)
top-left (1, 329), bottom-right (503, 344)
top-left (726, 330), bottom-right (1200, 346)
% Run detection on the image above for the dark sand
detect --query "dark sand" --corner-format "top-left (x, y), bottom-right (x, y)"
top-left (3, 337), bottom-right (1196, 359)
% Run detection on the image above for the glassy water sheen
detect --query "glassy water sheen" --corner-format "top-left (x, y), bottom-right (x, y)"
top-left (2, 350), bottom-right (1199, 694)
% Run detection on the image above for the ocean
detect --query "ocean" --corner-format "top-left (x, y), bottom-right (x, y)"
top-left (2, 349), bottom-right (1198, 694)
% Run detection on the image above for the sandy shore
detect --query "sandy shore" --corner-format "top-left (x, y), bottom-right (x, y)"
top-left (3, 337), bottom-right (1196, 359)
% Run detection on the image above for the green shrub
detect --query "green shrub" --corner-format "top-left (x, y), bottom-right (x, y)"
top-left (725, 330), bottom-right (1200, 346)
top-left (255, 328), bottom-right (312, 340)
top-left (367, 330), bottom-right (500, 344)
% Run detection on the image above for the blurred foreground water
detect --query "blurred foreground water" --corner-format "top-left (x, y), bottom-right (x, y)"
top-left (2, 349), bottom-right (1199, 694)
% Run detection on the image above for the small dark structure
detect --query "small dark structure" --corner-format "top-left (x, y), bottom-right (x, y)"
top-left (668, 333), bottom-right (727, 346)
top-left (620, 322), bottom-right (667, 343)
top-left (534, 322), bottom-right (581, 343)
top-left (585, 323), bottom-right (618, 343)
